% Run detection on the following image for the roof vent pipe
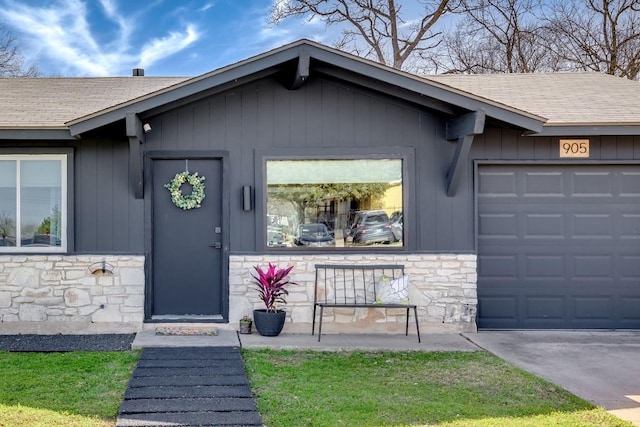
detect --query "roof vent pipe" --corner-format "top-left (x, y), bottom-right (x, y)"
top-left (132, 68), bottom-right (145, 77)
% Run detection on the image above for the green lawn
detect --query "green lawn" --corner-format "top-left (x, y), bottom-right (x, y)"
top-left (0, 351), bottom-right (138, 427)
top-left (243, 349), bottom-right (632, 427)
top-left (0, 349), bottom-right (632, 427)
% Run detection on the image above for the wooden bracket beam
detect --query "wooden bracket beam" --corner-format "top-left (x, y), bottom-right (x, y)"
top-left (446, 111), bottom-right (485, 197)
top-left (125, 112), bottom-right (145, 199)
top-left (290, 51), bottom-right (310, 90)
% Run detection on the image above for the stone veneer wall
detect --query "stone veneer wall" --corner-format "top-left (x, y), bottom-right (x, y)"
top-left (229, 254), bottom-right (477, 334)
top-left (0, 255), bottom-right (145, 332)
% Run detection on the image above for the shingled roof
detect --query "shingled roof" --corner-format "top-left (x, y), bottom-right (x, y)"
top-left (424, 72), bottom-right (640, 128)
top-left (1, 39), bottom-right (639, 137)
top-left (0, 77), bottom-right (187, 129)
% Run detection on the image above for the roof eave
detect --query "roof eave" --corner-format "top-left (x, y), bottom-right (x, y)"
top-left (0, 128), bottom-right (76, 140)
top-left (308, 47), bottom-right (546, 131)
top-left (67, 39), bottom-right (546, 136)
top-left (66, 42), bottom-right (308, 136)
top-left (529, 124), bottom-right (640, 136)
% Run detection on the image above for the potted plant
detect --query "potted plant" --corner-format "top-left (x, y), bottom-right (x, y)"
top-left (251, 263), bottom-right (298, 336)
top-left (239, 315), bottom-right (252, 334)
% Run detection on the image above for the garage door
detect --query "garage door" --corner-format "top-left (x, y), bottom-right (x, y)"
top-left (477, 164), bottom-right (640, 329)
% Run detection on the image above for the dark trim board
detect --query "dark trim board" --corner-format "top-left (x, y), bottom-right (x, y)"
top-left (255, 146), bottom-right (416, 253)
top-left (126, 113), bottom-right (145, 199)
top-left (446, 111), bottom-right (485, 196)
top-left (0, 129), bottom-right (76, 140)
top-left (530, 125), bottom-right (640, 137)
top-left (314, 65), bottom-right (460, 116)
top-left (143, 150), bottom-right (231, 322)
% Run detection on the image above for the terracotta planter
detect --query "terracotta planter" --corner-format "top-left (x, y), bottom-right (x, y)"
top-left (253, 309), bottom-right (286, 336)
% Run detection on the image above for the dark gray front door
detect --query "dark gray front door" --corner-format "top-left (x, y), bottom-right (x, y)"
top-left (152, 158), bottom-right (223, 316)
top-left (477, 164), bottom-right (640, 329)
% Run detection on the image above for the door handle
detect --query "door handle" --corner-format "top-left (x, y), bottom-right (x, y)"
top-left (210, 242), bottom-right (222, 248)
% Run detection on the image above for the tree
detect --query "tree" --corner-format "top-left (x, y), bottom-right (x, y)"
top-left (268, 182), bottom-right (388, 225)
top-left (0, 23), bottom-right (39, 77)
top-left (440, 0), bottom-right (640, 79)
top-left (440, 0), bottom-right (560, 73)
top-left (270, 0), bottom-right (459, 70)
top-left (0, 211), bottom-right (15, 240)
top-left (545, 0), bottom-right (640, 80)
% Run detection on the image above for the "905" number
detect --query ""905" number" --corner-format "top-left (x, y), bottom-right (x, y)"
top-left (559, 140), bottom-right (589, 158)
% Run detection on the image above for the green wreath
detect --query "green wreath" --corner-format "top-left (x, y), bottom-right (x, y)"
top-left (164, 171), bottom-right (206, 210)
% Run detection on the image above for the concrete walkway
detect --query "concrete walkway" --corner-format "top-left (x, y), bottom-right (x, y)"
top-left (131, 328), bottom-right (480, 351)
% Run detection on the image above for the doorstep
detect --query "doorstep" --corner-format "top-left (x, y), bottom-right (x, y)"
top-left (131, 329), bottom-right (240, 349)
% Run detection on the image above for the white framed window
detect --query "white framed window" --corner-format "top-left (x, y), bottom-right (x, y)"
top-left (0, 155), bottom-right (67, 253)
top-left (265, 158), bottom-right (404, 249)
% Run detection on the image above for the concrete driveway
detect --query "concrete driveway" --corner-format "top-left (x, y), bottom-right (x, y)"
top-left (463, 331), bottom-right (640, 426)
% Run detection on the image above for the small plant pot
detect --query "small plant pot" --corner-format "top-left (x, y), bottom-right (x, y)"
top-left (253, 309), bottom-right (286, 336)
top-left (239, 322), bottom-right (252, 334)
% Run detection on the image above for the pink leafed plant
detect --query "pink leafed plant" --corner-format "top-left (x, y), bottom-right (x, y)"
top-left (251, 263), bottom-right (298, 312)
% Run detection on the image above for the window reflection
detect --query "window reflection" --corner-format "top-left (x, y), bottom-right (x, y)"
top-left (21, 160), bottom-right (62, 247)
top-left (266, 159), bottom-right (403, 249)
top-left (0, 161), bottom-right (16, 247)
top-left (0, 157), bottom-right (65, 251)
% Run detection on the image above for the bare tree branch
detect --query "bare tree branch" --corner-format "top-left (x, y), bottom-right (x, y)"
top-left (0, 23), bottom-right (39, 77)
top-left (270, 0), bottom-right (640, 79)
top-left (545, 0), bottom-right (640, 80)
top-left (438, 0), bottom-right (556, 74)
top-left (270, 0), bottom-right (459, 70)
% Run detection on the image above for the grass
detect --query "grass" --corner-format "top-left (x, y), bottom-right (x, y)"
top-left (243, 349), bottom-right (632, 427)
top-left (0, 351), bottom-right (139, 427)
top-left (0, 348), bottom-right (632, 427)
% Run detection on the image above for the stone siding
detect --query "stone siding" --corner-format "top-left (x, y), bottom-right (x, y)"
top-left (229, 254), bottom-right (477, 334)
top-left (0, 253), bottom-right (476, 335)
top-left (0, 255), bottom-right (144, 333)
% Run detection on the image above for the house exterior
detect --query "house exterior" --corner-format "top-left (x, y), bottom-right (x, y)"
top-left (0, 39), bottom-right (638, 334)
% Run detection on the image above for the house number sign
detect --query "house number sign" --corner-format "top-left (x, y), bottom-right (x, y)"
top-left (559, 139), bottom-right (589, 158)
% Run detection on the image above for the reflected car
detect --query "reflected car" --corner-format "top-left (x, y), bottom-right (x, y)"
top-left (267, 229), bottom-right (287, 248)
top-left (346, 210), bottom-right (396, 245)
top-left (26, 234), bottom-right (61, 247)
top-left (293, 223), bottom-right (335, 247)
top-left (0, 237), bottom-right (16, 247)
top-left (390, 211), bottom-right (403, 242)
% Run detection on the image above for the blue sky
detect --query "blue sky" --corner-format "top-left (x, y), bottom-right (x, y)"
top-left (0, 0), bottom-right (334, 77)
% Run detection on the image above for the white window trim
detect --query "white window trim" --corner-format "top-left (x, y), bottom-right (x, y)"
top-left (0, 154), bottom-right (67, 253)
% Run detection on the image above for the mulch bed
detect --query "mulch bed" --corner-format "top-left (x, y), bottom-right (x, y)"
top-left (0, 334), bottom-right (135, 351)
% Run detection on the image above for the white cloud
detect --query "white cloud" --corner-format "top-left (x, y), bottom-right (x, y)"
top-left (271, 0), bottom-right (290, 15)
top-left (0, 0), bottom-right (199, 76)
top-left (252, 2), bottom-right (326, 45)
top-left (99, 0), bottom-right (132, 47)
top-left (139, 24), bottom-right (200, 69)
top-left (0, 0), bottom-right (113, 75)
top-left (198, 2), bottom-right (216, 13)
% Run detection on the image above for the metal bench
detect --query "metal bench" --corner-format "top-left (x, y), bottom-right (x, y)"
top-left (312, 264), bottom-right (421, 342)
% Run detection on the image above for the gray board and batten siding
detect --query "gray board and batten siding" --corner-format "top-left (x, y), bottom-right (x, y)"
top-left (136, 74), bottom-right (472, 253)
top-left (0, 74), bottom-right (464, 254)
top-left (4, 75), bottom-right (640, 257)
top-left (3, 69), bottom-right (639, 329)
